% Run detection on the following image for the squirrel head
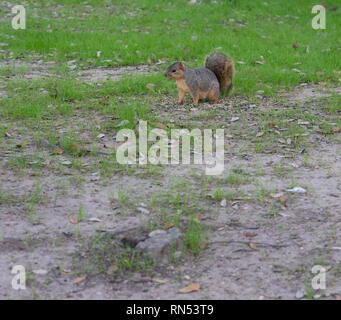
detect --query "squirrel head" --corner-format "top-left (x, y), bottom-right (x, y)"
top-left (164, 62), bottom-right (185, 80)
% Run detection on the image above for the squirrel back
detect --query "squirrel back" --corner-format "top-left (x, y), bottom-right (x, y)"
top-left (205, 53), bottom-right (234, 95)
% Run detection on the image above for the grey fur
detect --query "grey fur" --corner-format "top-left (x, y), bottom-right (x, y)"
top-left (183, 67), bottom-right (219, 95)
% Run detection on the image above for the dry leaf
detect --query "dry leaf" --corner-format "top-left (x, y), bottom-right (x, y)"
top-left (256, 131), bottom-right (264, 137)
top-left (69, 216), bottom-right (78, 224)
top-left (245, 232), bottom-right (257, 238)
top-left (196, 214), bottom-right (207, 221)
top-left (61, 269), bottom-right (72, 275)
top-left (51, 147), bottom-right (63, 155)
top-left (292, 42), bottom-right (300, 49)
top-left (178, 283), bottom-right (200, 293)
top-left (73, 276), bottom-right (86, 284)
top-left (151, 122), bottom-right (167, 129)
top-left (249, 243), bottom-right (257, 249)
top-left (199, 242), bottom-right (207, 250)
top-left (332, 126), bottom-right (340, 133)
top-left (152, 278), bottom-right (167, 284)
top-left (16, 141), bottom-right (27, 148)
top-left (279, 196), bottom-right (287, 205)
top-left (165, 221), bottom-right (174, 229)
top-left (103, 96), bottom-right (109, 104)
top-left (147, 57), bottom-right (152, 65)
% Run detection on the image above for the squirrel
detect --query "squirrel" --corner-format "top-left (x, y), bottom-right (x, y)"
top-left (164, 53), bottom-right (234, 106)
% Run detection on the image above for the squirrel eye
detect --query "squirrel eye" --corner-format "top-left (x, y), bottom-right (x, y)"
top-left (172, 70), bottom-right (176, 72)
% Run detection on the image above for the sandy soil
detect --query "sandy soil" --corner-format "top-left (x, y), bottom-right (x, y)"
top-left (0, 64), bottom-right (340, 300)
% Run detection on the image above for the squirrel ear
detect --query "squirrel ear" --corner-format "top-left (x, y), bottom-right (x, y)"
top-left (178, 62), bottom-right (185, 71)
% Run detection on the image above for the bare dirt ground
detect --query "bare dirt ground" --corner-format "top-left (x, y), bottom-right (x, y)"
top-left (0, 64), bottom-right (340, 300)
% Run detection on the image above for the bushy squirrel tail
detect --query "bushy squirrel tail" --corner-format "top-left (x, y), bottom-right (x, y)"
top-left (205, 53), bottom-right (234, 95)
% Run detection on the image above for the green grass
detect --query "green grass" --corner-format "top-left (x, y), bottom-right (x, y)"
top-left (0, 0), bottom-right (340, 96)
top-left (74, 233), bottom-right (155, 276)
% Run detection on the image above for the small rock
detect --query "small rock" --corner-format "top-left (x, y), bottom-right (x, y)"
top-left (296, 288), bottom-right (305, 299)
top-left (220, 199), bottom-right (227, 207)
top-left (62, 231), bottom-right (72, 237)
top-left (287, 187), bottom-right (307, 193)
top-left (298, 120), bottom-right (309, 125)
top-left (174, 251), bottom-right (182, 259)
top-left (137, 207), bottom-right (150, 214)
top-left (148, 229), bottom-right (166, 237)
top-left (33, 269), bottom-right (48, 275)
top-left (115, 120), bottom-right (130, 127)
top-left (136, 227), bottom-right (182, 261)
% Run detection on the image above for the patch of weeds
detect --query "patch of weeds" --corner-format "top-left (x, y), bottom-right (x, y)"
top-left (134, 164), bottom-right (164, 178)
top-left (211, 188), bottom-right (240, 201)
top-left (319, 94), bottom-right (341, 115)
top-left (273, 164), bottom-right (292, 177)
top-left (110, 189), bottom-right (136, 214)
top-left (255, 185), bottom-right (272, 204)
top-left (6, 155), bottom-right (30, 172)
top-left (151, 178), bottom-right (203, 217)
top-left (268, 205), bottom-right (278, 217)
top-left (59, 133), bottom-right (84, 157)
top-left (225, 168), bottom-right (249, 186)
top-left (304, 281), bottom-right (316, 300)
top-left (313, 256), bottom-right (326, 266)
top-left (77, 204), bottom-right (86, 222)
top-left (99, 153), bottom-right (136, 177)
top-left (0, 186), bottom-right (19, 206)
top-left (26, 183), bottom-right (46, 224)
top-left (75, 233), bottom-right (155, 276)
top-left (184, 216), bottom-right (206, 256)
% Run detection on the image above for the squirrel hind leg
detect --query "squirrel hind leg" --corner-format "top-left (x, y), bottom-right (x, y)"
top-left (207, 88), bottom-right (219, 104)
